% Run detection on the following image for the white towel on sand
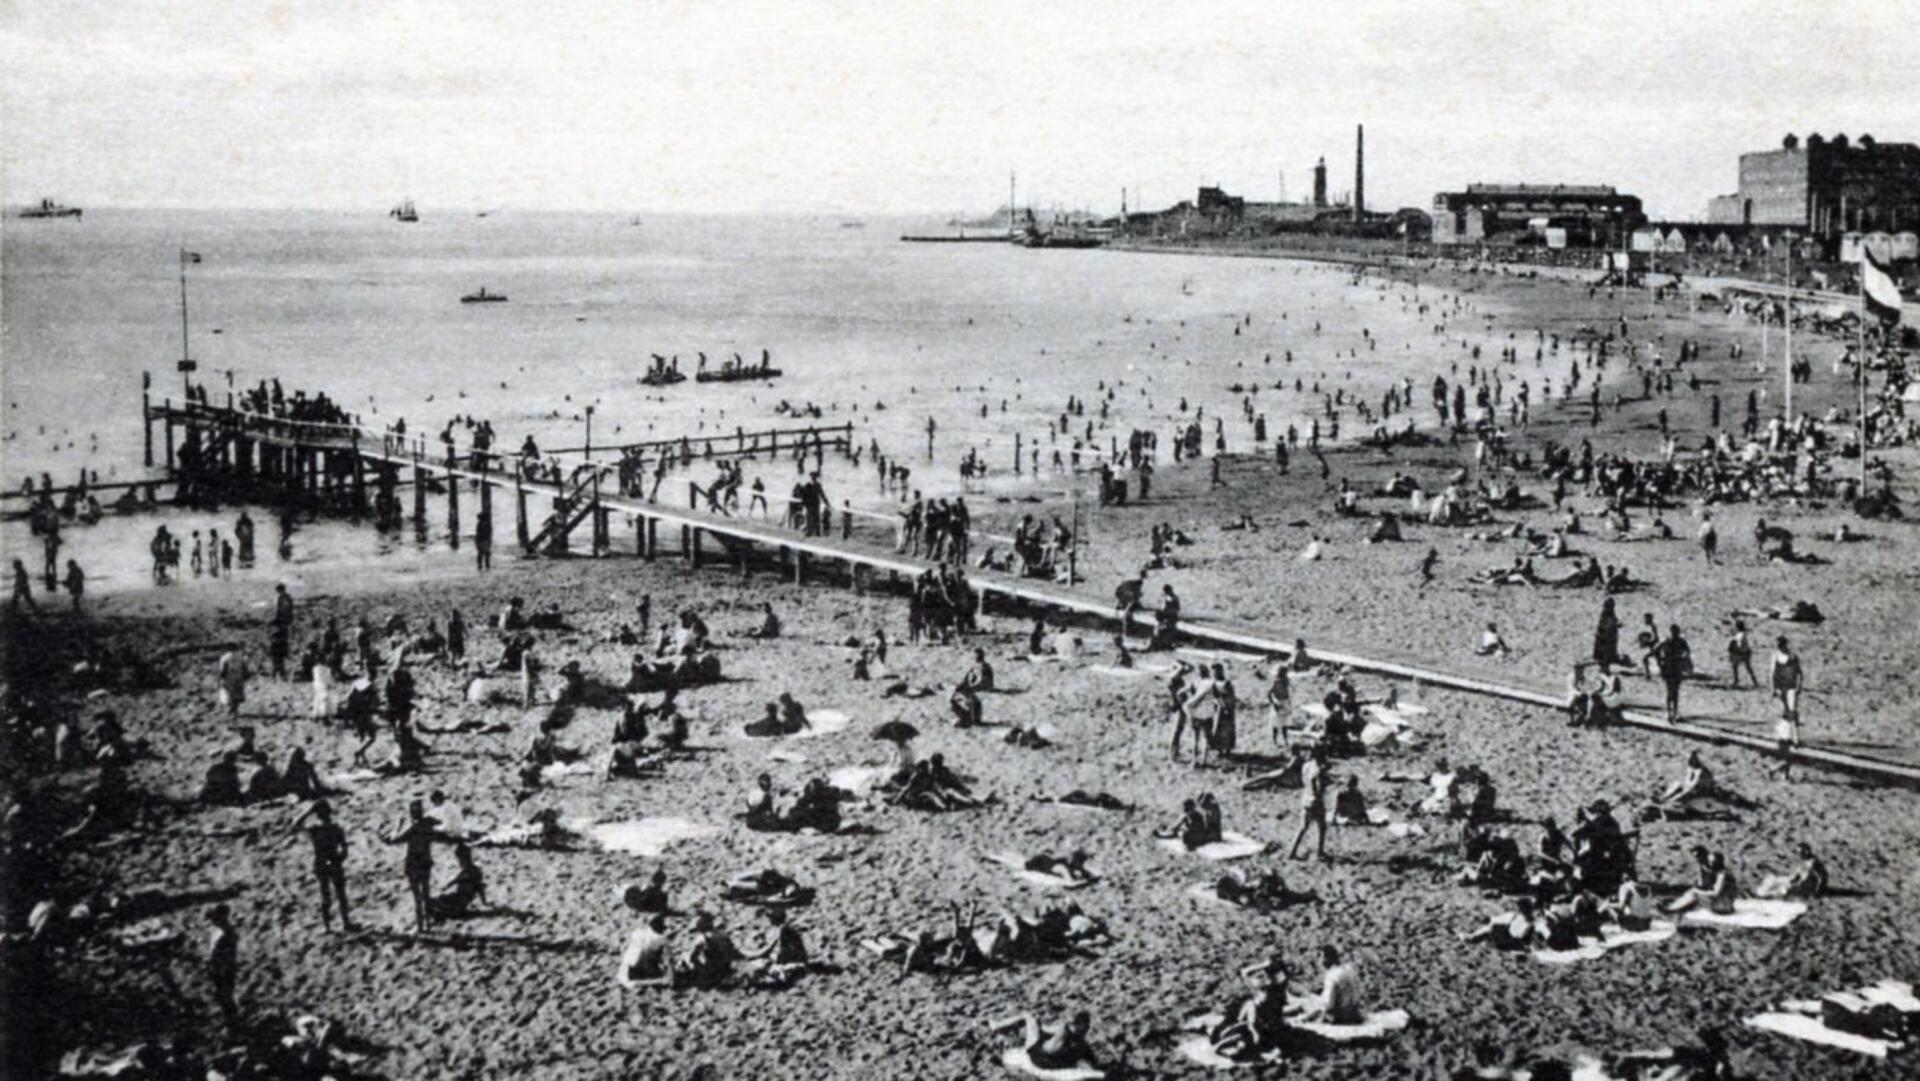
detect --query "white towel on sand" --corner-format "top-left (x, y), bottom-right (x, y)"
top-left (998, 1048), bottom-right (1106, 1080)
top-left (1532, 921), bottom-right (1678, 965)
top-left (1745, 1012), bottom-right (1895, 1058)
top-left (1292, 1009), bottom-right (1411, 1041)
top-left (586, 817), bottom-right (716, 857)
top-left (1681, 899), bottom-right (1806, 930)
top-left (1155, 831), bottom-right (1266, 861)
top-left (828, 766), bottom-right (886, 796)
top-left (1175, 1035), bottom-right (1278, 1070)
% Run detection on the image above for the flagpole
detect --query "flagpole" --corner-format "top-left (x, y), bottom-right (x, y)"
top-left (1858, 278), bottom-right (1869, 489)
top-left (179, 249), bottom-right (192, 399)
top-left (1783, 244), bottom-right (1793, 423)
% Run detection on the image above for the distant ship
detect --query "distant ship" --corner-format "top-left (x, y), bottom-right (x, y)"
top-left (390, 199), bottom-right (419, 223)
top-left (19, 198), bottom-right (82, 220)
top-left (459, 287), bottom-right (507, 304)
top-left (839, 220), bottom-right (866, 229)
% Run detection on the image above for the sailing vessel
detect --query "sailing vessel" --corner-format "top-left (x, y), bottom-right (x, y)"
top-left (389, 199), bottom-right (419, 223)
top-left (19, 198), bottom-right (82, 219)
top-left (459, 287), bottom-right (507, 304)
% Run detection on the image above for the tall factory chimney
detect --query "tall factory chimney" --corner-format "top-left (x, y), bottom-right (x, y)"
top-left (1353, 124), bottom-right (1365, 222)
top-left (1312, 157), bottom-right (1327, 208)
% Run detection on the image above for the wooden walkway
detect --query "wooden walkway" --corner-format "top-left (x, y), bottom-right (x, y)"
top-left (149, 399), bottom-right (1920, 788)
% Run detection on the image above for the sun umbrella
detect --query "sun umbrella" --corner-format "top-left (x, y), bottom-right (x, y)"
top-left (871, 720), bottom-right (919, 743)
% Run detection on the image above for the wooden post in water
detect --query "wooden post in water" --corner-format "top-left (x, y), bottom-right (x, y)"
top-left (349, 434), bottom-right (367, 516)
top-left (164, 405), bottom-right (176, 472)
top-left (515, 481), bottom-right (530, 550)
top-left (645, 517), bottom-right (657, 560)
top-left (142, 377), bottom-right (154, 467)
top-left (446, 458), bottom-right (460, 549)
top-left (689, 527), bottom-right (702, 568)
top-left (792, 547), bottom-right (805, 585)
top-left (413, 464), bottom-right (427, 523)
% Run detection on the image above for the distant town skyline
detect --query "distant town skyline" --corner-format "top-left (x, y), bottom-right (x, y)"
top-left (4, 0), bottom-right (1916, 222)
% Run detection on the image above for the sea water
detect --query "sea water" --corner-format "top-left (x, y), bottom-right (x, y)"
top-left (3, 209), bottom-right (1508, 594)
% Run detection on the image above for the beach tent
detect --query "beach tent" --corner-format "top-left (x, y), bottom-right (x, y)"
top-left (1893, 232), bottom-right (1919, 261)
top-left (1710, 232), bottom-right (1735, 254)
top-left (1660, 228), bottom-right (1689, 253)
top-left (1630, 228), bottom-right (1661, 253)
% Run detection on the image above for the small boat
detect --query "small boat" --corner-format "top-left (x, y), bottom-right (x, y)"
top-left (695, 350), bottom-right (783, 384)
top-left (640, 354), bottom-right (685, 386)
top-left (839, 220), bottom-right (866, 229)
top-left (390, 199), bottom-right (419, 223)
top-left (460, 287), bottom-right (507, 304)
top-left (19, 198), bottom-right (81, 219)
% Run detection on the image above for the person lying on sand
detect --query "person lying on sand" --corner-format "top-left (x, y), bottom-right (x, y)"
top-left (1004, 726), bottom-right (1051, 749)
top-left (1755, 841), bottom-right (1829, 900)
top-left (1458, 897), bottom-right (1537, 950)
top-left (897, 903), bottom-right (989, 980)
top-left (884, 755), bottom-right (984, 812)
top-left (1213, 868), bottom-right (1313, 911)
top-left (1034, 790), bottom-right (1131, 811)
top-left (1535, 892), bottom-right (1604, 951)
top-left (1663, 847), bottom-right (1737, 915)
top-left (991, 1009), bottom-right (1101, 1074)
top-left (1601, 1027), bottom-right (1733, 1081)
top-left (744, 774), bottom-right (781, 830)
top-left (725, 867), bottom-right (811, 905)
top-left (1022, 851), bottom-right (1094, 884)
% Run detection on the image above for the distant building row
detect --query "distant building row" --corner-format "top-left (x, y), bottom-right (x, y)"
top-left (1708, 133), bottom-right (1920, 235)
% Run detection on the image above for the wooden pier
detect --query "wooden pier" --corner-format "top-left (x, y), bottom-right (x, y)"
top-left (144, 395), bottom-right (1920, 788)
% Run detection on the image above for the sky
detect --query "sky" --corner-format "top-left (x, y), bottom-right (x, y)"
top-left (3, 0), bottom-right (1917, 220)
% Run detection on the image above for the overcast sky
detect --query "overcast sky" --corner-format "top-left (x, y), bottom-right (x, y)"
top-left (4, 0), bottom-right (1915, 219)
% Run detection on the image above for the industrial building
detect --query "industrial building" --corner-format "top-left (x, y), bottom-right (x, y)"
top-left (1707, 132), bottom-right (1920, 235)
top-left (1429, 184), bottom-right (1645, 248)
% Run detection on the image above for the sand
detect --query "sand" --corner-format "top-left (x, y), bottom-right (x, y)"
top-left (7, 263), bottom-right (1920, 1080)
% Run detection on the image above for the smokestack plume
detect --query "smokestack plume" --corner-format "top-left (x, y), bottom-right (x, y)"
top-left (1353, 124), bottom-right (1365, 222)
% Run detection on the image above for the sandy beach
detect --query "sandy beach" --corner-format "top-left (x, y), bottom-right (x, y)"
top-left (7, 253), bottom-right (1920, 1081)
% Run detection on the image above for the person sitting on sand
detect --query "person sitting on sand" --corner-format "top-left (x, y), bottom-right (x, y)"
top-left (200, 752), bottom-right (244, 806)
top-left (785, 779), bottom-right (847, 833)
top-left (744, 774), bottom-right (781, 830)
top-left (673, 912), bottom-right (740, 989)
top-left (1474, 623), bottom-right (1512, 658)
top-left (1664, 847), bottom-right (1737, 915)
top-left (1292, 945), bottom-right (1363, 1025)
top-left (950, 681), bottom-right (983, 729)
top-left (1209, 956), bottom-right (1295, 1061)
top-left (281, 748), bottom-right (326, 801)
top-left (429, 844), bottom-right (488, 920)
top-left (1457, 825), bottom-right (1527, 892)
top-left (1602, 1027), bottom-right (1734, 1081)
top-left (1155, 799), bottom-right (1212, 850)
top-left (993, 1009), bottom-right (1100, 1074)
top-left (741, 907), bottom-right (811, 985)
top-left (1755, 841), bottom-right (1829, 900)
top-left (1022, 850), bottom-right (1094, 884)
top-left (744, 602), bottom-right (781, 639)
top-left (1330, 775), bottom-right (1374, 825)
top-left (1601, 878), bottom-right (1656, 933)
top-left (619, 912), bottom-right (671, 989)
top-left (1459, 896), bottom-right (1537, 950)
top-left (624, 869), bottom-right (671, 914)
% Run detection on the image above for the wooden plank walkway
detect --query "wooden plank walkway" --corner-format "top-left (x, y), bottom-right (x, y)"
top-left (152, 401), bottom-right (1920, 787)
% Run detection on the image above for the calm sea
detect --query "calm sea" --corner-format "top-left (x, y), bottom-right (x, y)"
top-left (2, 209), bottom-right (1498, 593)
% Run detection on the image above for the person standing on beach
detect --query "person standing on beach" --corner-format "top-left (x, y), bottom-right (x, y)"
top-left (290, 799), bottom-right (353, 932)
top-left (11, 559), bottom-right (36, 613)
top-left (62, 560), bottom-right (84, 611)
top-left (1266, 665), bottom-right (1292, 749)
top-left (273, 583), bottom-right (295, 630)
top-left (474, 508), bottom-right (493, 571)
top-left (1769, 636), bottom-right (1803, 737)
top-left (268, 622), bottom-right (290, 680)
top-left (42, 524), bottom-right (61, 592)
top-left (447, 609), bottom-right (466, 664)
top-left (1698, 512), bottom-right (1718, 564)
top-left (206, 903), bottom-right (240, 1025)
top-left (217, 650), bottom-right (251, 720)
top-left (1726, 620), bottom-right (1757, 688)
top-left (1288, 746), bottom-right (1329, 861)
top-left (385, 799), bottom-right (437, 934)
top-left (1653, 625), bottom-right (1692, 723)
